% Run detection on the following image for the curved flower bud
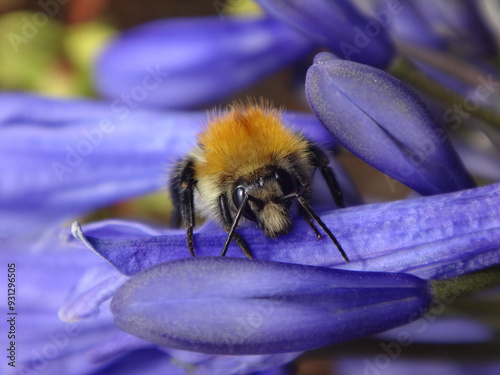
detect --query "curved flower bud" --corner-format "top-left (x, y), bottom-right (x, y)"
top-left (94, 16), bottom-right (314, 109)
top-left (306, 52), bottom-right (475, 195)
top-left (111, 257), bottom-right (433, 354)
top-left (254, 0), bottom-right (395, 69)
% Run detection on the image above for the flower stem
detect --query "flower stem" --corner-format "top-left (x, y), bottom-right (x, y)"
top-left (431, 265), bottom-right (500, 303)
top-left (390, 55), bottom-right (500, 130)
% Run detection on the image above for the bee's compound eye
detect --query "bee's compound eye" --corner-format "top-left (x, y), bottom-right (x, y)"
top-left (232, 186), bottom-right (246, 208)
top-left (232, 186), bottom-right (257, 221)
top-left (275, 169), bottom-right (295, 196)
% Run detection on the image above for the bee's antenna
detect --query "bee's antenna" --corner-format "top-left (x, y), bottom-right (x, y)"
top-left (296, 195), bottom-right (350, 263)
top-left (221, 193), bottom-right (250, 257)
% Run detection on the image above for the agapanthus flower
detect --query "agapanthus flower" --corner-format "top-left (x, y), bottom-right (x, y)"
top-left (4, 44), bottom-right (500, 370)
top-left (3, 2), bottom-right (500, 374)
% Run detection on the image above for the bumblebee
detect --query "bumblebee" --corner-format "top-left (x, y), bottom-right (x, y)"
top-left (169, 100), bottom-right (349, 262)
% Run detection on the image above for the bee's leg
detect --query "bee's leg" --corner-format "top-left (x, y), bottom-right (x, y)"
top-left (296, 150), bottom-right (350, 263)
top-left (218, 194), bottom-right (253, 259)
top-left (307, 144), bottom-right (344, 208)
top-left (296, 186), bottom-right (350, 263)
top-left (297, 189), bottom-right (323, 241)
top-left (169, 158), bottom-right (197, 256)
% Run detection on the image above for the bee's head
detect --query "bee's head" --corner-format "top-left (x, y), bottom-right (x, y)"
top-left (231, 168), bottom-right (298, 238)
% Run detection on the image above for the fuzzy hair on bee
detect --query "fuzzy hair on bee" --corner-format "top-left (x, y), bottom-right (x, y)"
top-left (169, 99), bottom-right (349, 262)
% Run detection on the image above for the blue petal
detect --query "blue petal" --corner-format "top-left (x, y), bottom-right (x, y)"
top-left (72, 182), bottom-right (500, 279)
top-left (335, 357), bottom-right (500, 375)
top-left (410, 0), bottom-right (496, 56)
top-left (88, 330), bottom-right (299, 375)
top-left (110, 257), bottom-right (433, 354)
top-left (88, 334), bottom-right (297, 375)
top-left (376, 317), bottom-right (494, 344)
top-left (369, 0), bottom-right (447, 49)
top-left (88, 349), bottom-right (187, 375)
top-left (0, 248), bottom-right (122, 375)
top-left (1, 311), bottom-right (120, 375)
top-left (58, 264), bottom-right (129, 322)
top-left (0, 249), bottom-right (102, 312)
top-left (453, 139), bottom-right (500, 182)
top-left (191, 352), bottom-right (299, 375)
top-left (0, 93), bottom-right (202, 238)
top-left (255, 0), bottom-right (395, 68)
top-left (94, 16), bottom-right (314, 109)
top-left (87, 332), bottom-right (156, 364)
top-left (306, 52), bottom-right (475, 195)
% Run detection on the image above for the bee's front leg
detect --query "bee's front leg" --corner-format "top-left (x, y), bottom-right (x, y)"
top-left (218, 193), bottom-right (253, 259)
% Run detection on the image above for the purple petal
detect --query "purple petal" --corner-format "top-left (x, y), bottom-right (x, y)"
top-left (88, 330), bottom-right (299, 375)
top-left (192, 352), bottom-right (299, 375)
top-left (58, 264), bottom-right (129, 322)
top-left (335, 358), bottom-right (500, 375)
top-left (376, 317), bottom-right (494, 344)
top-left (0, 93), bottom-right (201, 237)
top-left (2, 311), bottom-right (119, 375)
top-left (0, 249), bottom-right (121, 375)
top-left (72, 182), bottom-right (500, 280)
top-left (94, 16), bottom-right (314, 109)
top-left (87, 332), bottom-right (156, 364)
top-left (370, 0), bottom-right (447, 49)
top-left (255, 0), bottom-right (395, 68)
top-left (111, 257), bottom-right (433, 354)
top-left (411, 0), bottom-right (496, 56)
top-left (306, 52), bottom-right (475, 195)
top-left (91, 351), bottom-right (187, 375)
top-left (453, 139), bottom-right (500, 182)
top-left (0, 248), bottom-right (101, 311)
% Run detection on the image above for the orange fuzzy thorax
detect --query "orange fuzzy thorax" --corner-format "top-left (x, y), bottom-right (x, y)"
top-left (193, 102), bottom-right (309, 181)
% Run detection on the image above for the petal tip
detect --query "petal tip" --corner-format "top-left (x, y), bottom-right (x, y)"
top-left (312, 51), bottom-right (339, 66)
top-left (71, 221), bottom-right (97, 252)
